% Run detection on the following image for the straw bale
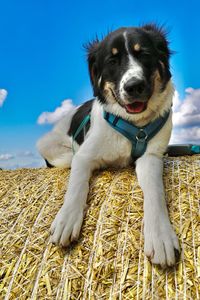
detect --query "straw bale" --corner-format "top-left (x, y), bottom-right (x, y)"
top-left (0, 156), bottom-right (200, 299)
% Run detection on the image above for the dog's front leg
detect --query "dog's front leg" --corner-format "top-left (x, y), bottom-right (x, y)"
top-left (50, 152), bottom-right (95, 247)
top-left (136, 154), bottom-right (180, 267)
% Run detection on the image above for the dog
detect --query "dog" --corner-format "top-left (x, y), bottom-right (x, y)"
top-left (37, 24), bottom-right (180, 268)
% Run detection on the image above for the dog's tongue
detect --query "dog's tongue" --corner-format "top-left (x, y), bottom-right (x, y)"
top-left (125, 101), bottom-right (145, 113)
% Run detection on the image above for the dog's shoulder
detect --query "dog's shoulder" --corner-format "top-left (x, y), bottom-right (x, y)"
top-left (68, 99), bottom-right (94, 144)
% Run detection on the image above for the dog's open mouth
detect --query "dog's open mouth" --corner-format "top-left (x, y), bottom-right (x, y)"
top-left (109, 87), bottom-right (147, 114)
top-left (125, 101), bottom-right (147, 114)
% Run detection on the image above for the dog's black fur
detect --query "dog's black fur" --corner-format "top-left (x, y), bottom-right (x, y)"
top-left (68, 99), bottom-right (94, 145)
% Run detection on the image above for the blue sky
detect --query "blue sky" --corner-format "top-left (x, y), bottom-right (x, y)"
top-left (0, 0), bottom-right (200, 169)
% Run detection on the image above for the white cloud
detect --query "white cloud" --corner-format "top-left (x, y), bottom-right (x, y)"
top-left (37, 99), bottom-right (75, 125)
top-left (170, 88), bottom-right (200, 144)
top-left (172, 88), bottom-right (200, 127)
top-left (18, 150), bottom-right (35, 157)
top-left (0, 153), bottom-right (14, 161)
top-left (23, 151), bottom-right (34, 157)
top-left (172, 90), bottom-right (181, 112)
top-left (171, 127), bottom-right (200, 144)
top-left (0, 151), bottom-right (44, 169)
top-left (0, 89), bottom-right (8, 107)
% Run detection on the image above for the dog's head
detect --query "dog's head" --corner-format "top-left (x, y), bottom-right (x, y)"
top-left (86, 24), bottom-right (172, 118)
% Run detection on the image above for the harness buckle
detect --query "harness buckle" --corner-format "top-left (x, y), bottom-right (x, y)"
top-left (136, 129), bottom-right (148, 141)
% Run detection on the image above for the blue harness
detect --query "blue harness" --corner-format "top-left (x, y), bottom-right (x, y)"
top-left (103, 110), bottom-right (170, 159)
top-left (72, 110), bottom-right (171, 159)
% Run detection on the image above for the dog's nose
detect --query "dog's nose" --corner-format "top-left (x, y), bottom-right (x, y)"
top-left (124, 78), bottom-right (145, 97)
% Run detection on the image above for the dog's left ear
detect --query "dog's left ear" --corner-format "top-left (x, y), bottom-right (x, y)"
top-left (85, 38), bottom-right (101, 96)
top-left (142, 24), bottom-right (172, 89)
top-left (142, 23), bottom-right (171, 59)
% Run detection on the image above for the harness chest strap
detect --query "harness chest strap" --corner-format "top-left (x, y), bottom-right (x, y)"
top-left (103, 110), bottom-right (171, 159)
top-left (72, 109), bottom-right (171, 159)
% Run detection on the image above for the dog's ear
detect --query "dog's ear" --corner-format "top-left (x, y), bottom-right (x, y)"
top-left (85, 38), bottom-right (101, 96)
top-left (142, 23), bottom-right (172, 59)
top-left (142, 23), bottom-right (172, 89)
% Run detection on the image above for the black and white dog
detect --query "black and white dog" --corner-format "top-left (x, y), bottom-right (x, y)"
top-left (37, 24), bottom-right (180, 267)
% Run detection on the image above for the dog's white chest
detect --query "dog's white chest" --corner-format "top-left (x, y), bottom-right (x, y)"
top-left (90, 108), bottom-right (132, 168)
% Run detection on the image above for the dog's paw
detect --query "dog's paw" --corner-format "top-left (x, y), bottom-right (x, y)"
top-left (144, 220), bottom-right (180, 268)
top-left (50, 204), bottom-right (84, 247)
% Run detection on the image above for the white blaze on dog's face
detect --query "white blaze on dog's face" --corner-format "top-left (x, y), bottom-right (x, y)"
top-left (86, 24), bottom-right (172, 115)
top-left (119, 31), bottom-right (144, 110)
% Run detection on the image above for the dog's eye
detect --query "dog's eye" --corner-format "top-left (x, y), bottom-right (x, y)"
top-left (107, 58), bottom-right (118, 66)
top-left (134, 48), bottom-right (151, 58)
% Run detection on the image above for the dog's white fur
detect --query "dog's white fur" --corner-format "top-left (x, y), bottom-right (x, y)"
top-left (37, 77), bottom-right (180, 267)
top-left (119, 33), bottom-right (144, 102)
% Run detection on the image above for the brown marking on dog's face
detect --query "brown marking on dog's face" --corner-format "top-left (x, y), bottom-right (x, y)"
top-left (112, 47), bottom-right (118, 55)
top-left (133, 43), bottom-right (141, 52)
top-left (152, 70), bottom-right (162, 94)
top-left (103, 81), bottom-right (117, 103)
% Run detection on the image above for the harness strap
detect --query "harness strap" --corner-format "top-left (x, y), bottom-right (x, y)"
top-left (72, 114), bottom-right (91, 154)
top-left (71, 109), bottom-right (171, 159)
top-left (103, 110), bottom-right (171, 159)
